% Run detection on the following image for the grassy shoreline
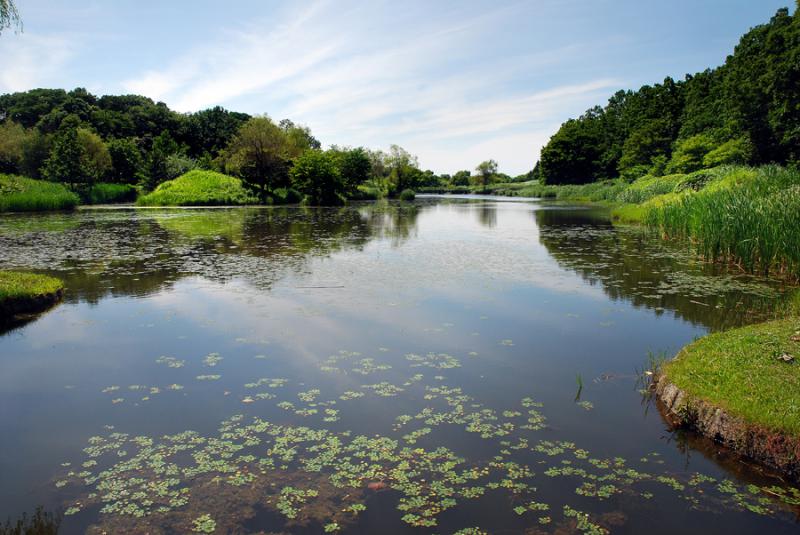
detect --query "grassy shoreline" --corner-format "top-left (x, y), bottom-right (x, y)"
top-left (0, 271), bottom-right (64, 319)
top-left (655, 317), bottom-right (800, 478)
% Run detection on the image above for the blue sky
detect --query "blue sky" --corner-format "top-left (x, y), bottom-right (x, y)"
top-left (0, 1), bottom-right (792, 174)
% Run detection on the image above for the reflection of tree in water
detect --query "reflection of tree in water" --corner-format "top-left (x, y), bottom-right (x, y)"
top-left (0, 205), bottom-right (421, 304)
top-left (356, 201), bottom-right (419, 247)
top-left (534, 207), bottom-right (789, 331)
top-left (476, 203), bottom-right (497, 228)
top-left (0, 506), bottom-right (60, 535)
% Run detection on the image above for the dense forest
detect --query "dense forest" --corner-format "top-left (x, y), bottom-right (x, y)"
top-left (0, 89), bottom-right (520, 203)
top-left (537, 6), bottom-right (800, 185)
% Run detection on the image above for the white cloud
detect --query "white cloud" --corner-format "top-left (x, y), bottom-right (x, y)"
top-left (0, 33), bottom-right (76, 92)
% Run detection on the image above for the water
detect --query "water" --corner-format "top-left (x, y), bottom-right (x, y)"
top-left (0, 198), bottom-right (797, 534)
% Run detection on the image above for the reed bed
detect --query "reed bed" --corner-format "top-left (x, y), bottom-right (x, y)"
top-left (646, 166), bottom-right (800, 279)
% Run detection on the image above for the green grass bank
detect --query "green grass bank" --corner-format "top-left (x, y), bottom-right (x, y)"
top-left (137, 170), bottom-right (259, 206)
top-left (656, 317), bottom-right (800, 477)
top-left (0, 271), bottom-right (65, 319)
top-left (0, 174), bottom-right (80, 212)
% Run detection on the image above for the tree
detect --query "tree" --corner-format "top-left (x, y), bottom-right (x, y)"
top-left (451, 170), bottom-right (471, 186)
top-left (385, 145), bottom-right (421, 194)
top-left (76, 128), bottom-right (111, 183)
top-left (472, 159), bottom-right (498, 191)
top-left (107, 138), bottom-right (143, 183)
top-left (141, 131), bottom-right (179, 190)
top-left (222, 116), bottom-right (296, 202)
top-left (329, 146), bottom-right (372, 195)
top-left (0, 120), bottom-right (27, 173)
top-left (43, 118), bottom-right (84, 186)
top-left (289, 150), bottom-right (344, 205)
top-left (0, 0), bottom-right (21, 34)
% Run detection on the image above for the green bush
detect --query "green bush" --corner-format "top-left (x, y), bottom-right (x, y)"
top-left (137, 170), bottom-right (258, 206)
top-left (0, 174), bottom-right (79, 212)
top-left (82, 183), bottom-right (137, 204)
top-left (703, 136), bottom-right (754, 167)
top-left (399, 189), bottom-right (416, 201)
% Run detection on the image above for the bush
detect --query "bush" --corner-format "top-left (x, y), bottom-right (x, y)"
top-left (137, 170), bottom-right (258, 206)
top-left (82, 183), bottom-right (137, 204)
top-left (703, 136), bottom-right (753, 167)
top-left (0, 174), bottom-right (79, 212)
top-left (399, 188), bottom-right (416, 201)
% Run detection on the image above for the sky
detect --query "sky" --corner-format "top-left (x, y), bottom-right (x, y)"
top-left (0, 1), bottom-right (793, 175)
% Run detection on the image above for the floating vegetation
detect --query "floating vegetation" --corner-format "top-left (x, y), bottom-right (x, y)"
top-left (156, 356), bottom-right (186, 368)
top-left (195, 375), bottom-right (221, 381)
top-left (191, 513), bottom-right (216, 533)
top-left (361, 382), bottom-right (405, 397)
top-left (351, 358), bottom-right (392, 375)
top-left (405, 352), bottom-right (461, 369)
top-left (202, 353), bottom-right (223, 367)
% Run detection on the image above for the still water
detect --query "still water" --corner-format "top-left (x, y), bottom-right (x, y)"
top-left (0, 197), bottom-right (797, 534)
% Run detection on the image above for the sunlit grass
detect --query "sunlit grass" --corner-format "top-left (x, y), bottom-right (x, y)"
top-left (0, 174), bottom-right (79, 212)
top-left (663, 317), bottom-right (800, 434)
top-left (137, 170), bottom-right (258, 206)
top-left (0, 271), bottom-right (63, 303)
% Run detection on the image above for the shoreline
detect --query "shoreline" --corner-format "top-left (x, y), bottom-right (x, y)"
top-left (654, 371), bottom-right (800, 481)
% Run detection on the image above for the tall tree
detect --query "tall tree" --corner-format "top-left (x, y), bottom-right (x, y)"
top-left (472, 160), bottom-right (499, 191)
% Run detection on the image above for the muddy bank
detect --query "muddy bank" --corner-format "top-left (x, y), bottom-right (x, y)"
top-left (654, 374), bottom-right (800, 480)
top-left (0, 287), bottom-right (63, 324)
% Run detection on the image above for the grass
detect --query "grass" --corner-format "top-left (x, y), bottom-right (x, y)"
top-left (645, 166), bottom-right (800, 278)
top-left (137, 170), bottom-right (258, 206)
top-left (663, 317), bottom-right (800, 435)
top-left (520, 165), bottom-right (800, 279)
top-left (0, 271), bottom-right (64, 318)
top-left (0, 174), bottom-right (79, 212)
top-left (82, 183), bottom-right (137, 204)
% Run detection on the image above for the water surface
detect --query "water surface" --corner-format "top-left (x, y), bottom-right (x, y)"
top-left (1, 198), bottom-right (797, 534)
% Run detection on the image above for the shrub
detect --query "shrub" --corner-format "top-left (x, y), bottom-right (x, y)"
top-left (703, 136), bottom-right (754, 167)
top-left (137, 170), bottom-right (258, 206)
top-left (399, 188), bottom-right (416, 201)
top-left (82, 183), bottom-right (137, 204)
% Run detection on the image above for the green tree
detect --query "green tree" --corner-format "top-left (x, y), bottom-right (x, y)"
top-left (107, 138), bottom-right (143, 183)
top-left (666, 132), bottom-right (718, 174)
top-left (141, 131), bottom-right (179, 190)
top-left (43, 118), bottom-right (84, 186)
top-left (0, 120), bottom-right (27, 173)
top-left (290, 150), bottom-right (344, 205)
top-left (385, 145), bottom-right (421, 194)
top-left (451, 170), bottom-right (471, 186)
top-left (76, 128), bottom-right (111, 183)
top-left (329, 146), bottom-right (372, 195)
top-left (472, 159), bottom-right (498, 191)
top-left (222, 116), bottom-right (295, 202)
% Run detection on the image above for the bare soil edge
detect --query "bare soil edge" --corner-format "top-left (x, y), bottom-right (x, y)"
top-left (654, 373), bottom-right (800, 480)
top-left (0, 287), bottom-right (64, 321)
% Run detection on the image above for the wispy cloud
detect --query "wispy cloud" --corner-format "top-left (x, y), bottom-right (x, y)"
top-left (0, 32), bottom-right (77, 92)
top-left (118, 1), bottom-right (621, 173)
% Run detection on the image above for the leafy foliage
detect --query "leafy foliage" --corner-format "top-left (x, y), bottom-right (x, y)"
top-left (538, 7), bottom-right (800, 184)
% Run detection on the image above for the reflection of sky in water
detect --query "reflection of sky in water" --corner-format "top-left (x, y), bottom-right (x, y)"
top-left (0, 200), bottom-right (797, 534)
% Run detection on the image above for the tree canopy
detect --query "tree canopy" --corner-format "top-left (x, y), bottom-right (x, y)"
top-left (537, 7), bottom-right (800, 185)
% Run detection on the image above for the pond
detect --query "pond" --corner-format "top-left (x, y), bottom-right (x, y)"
top-left (0, 197), bottom-right (798, 534)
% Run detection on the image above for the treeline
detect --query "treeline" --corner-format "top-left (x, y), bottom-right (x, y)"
top-left (0, 88), bottom-right (526, 204)
top-left (537, 6), bottom-right (800, 185)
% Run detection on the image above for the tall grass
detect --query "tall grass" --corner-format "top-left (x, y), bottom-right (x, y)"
top-left (646, 166), bottom-right (800, 279)
top-left (137, 170), bottom-right (258, 206)
top-left (0, 174), bottom-right (79, 212)
top-left (82, 183), bottom-right (137, 205)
